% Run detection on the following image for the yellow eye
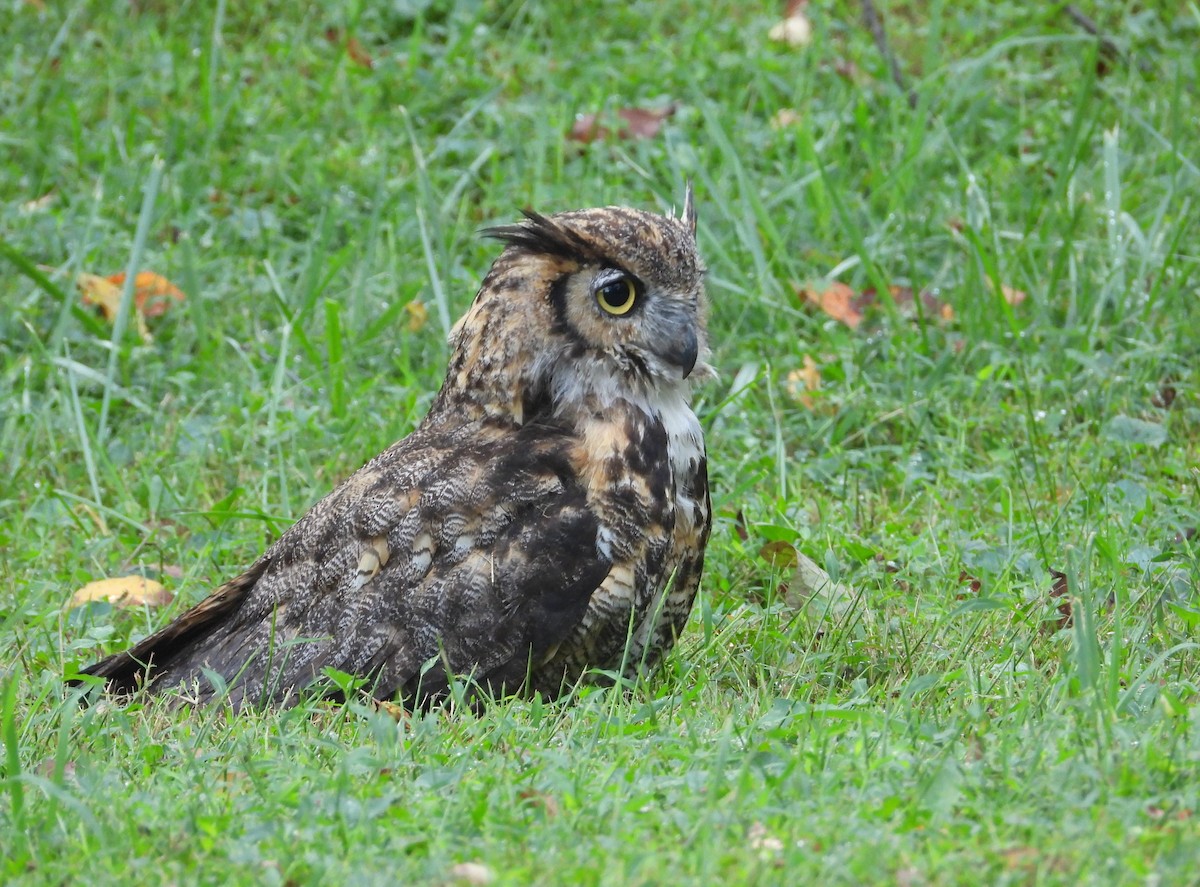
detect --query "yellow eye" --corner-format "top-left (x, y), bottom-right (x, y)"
top-left (595, 277), bottom-right (637, 316)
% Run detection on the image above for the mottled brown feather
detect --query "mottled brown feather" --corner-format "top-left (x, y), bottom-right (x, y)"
top-left (73, 192), bottom-right (711, 710)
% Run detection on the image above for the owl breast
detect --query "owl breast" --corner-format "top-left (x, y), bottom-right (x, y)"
top-left (528, 384), bottom-right (710, 694)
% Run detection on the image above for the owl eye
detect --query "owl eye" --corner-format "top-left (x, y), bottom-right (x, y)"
top-left (595, 276), bottom-right (638, 316)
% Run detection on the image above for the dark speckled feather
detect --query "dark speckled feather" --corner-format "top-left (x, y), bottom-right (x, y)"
top-left (73, 190), bottom-right (711, 710)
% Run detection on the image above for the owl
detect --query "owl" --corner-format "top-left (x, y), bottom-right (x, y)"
top-left (74, 189), bottom-right (711, 710)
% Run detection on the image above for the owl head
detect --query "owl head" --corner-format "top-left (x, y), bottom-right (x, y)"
top-left (440, 188), bottom-right (709, 421)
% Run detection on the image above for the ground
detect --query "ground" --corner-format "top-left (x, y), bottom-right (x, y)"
top-left (1, 1), bottom-right (1198, 884)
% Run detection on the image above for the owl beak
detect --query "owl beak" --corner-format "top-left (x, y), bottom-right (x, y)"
top-left (662, 328), bottom-right (699, 378)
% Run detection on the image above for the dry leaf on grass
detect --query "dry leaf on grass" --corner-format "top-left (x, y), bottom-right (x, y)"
top-left (769, 1), bottom-right (813, 48)
top-left (794, 281), bottom-right (864, 329)
top-left (324, 29), bottom-right (375, 69)
top-left (1047, 569), bottom-right (1071, 631)
top-left (71, 576), bottom-right (173, 609)
top-left (770, 108), bottom-right (802, 129)
top-left (78, 270), bottom-right (186, 342)
top-left (405, 299), bottom-right (428, 332)
top-left (21, 191), bottom-right (56, 214)
top-left (795, 280), bottom-right (980, 329)
top-left (785, 354), bottom-right (821, 408)
top-left (446, 862), bottom-right (494, 885)
top-left (345, 36), bottom-right (374, 69)
top-left (568, 105), bottom-right (676, 144)
top-left (986, 280), bottom-right (1028, 305)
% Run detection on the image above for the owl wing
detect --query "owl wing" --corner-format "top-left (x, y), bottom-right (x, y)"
top-left (75, 420), bottom-right (612, 709)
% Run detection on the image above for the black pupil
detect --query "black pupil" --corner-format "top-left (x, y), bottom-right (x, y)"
top-left (601, 280), bottom-right (631, 308)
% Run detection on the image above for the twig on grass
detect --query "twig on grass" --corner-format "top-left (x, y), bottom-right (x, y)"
top-left (860, 0), bottom-right (917, 109)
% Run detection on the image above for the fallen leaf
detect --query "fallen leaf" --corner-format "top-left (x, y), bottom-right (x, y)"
top-left (795, 281), bottom-right (864, 329)
top-left (71, 576), bottom-right (173, 609)
top-left (785, 550), bottom-right (857, 616)
top-left (858, 284), bottom-right (954, 322)
top-left (957, 570), bottom-right (981, 598)
top-left (77, 272), bottom-right (125, 320)
top-left (374, 699), bottom-right (409, 722)
top-left (1152, 383), bottom-right (1176, 409)
top-left (518, 788), bottom-right (561, 817)
top-left (78, 270), bottom-right (186, 342)
top-left (785, 354), bottom-right (821, 408)
top-left (748, 821), bottom-right (785, 856)
top-left (986, 280), bottom-right (1027, 306)
top-left (20, 191), bottom-right (56, 214)
top-left (106, 271), bottom-right (186, 318)
top-left (769, 7), bottom-right (813, 47)
top-left (346, 36), bottom-right (374, 69)
top-left (733, 509), bottom-right (750, 542)
top-left (568, 105), bottom-right (676, 144)
top-left (446, 862), bottom-right (494, 885)
top-left (1047, 569), bottom-right (1071, 631)
top-left (832, 58), bottom-right (862, 82)
top-left (770, 108), bottom-right (802, 129)
top-left (405, 299), bottom-right (428, 332)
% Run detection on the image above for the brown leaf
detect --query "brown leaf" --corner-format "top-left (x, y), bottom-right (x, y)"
top-left (1048, 569), bottom-right (1071, 631)
top-left (986, 280), bottom-right (1028, 306)
top-left (568, 105), bottom-right (676, 144)
top-left (518, 788), bottom-right (561, 817)
top-left (71, 576), bottom-right (173, 609)
top-left (785, 355), bottom-right (822, 408)
top-left (795, 281), bottom-right (864, 329)
top-left (346, 36), bottom-right (374, 69)
top-left (832, 58), bottom-right (862, 82)
top-left (760, 540), bottom-right (799, 569)
top-left (957, 570), bottom-right (981, 598)
top-left (618, 105), bottom-right (676, 138)
top-left (733, 509), bottom-right (749, 542)
top-left (862, 284), bottom-right (954, 321)
top-left (1152, 383), bottom-right (1176, 409)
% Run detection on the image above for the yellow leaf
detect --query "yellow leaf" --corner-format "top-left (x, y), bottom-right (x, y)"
top-left (71, 576), bottom-right (173, 609)
top-left (786, 355), bottom-right (822, 409)
top-left (77, 270), bottom-right (185, 342)
top-left (76, 273), bottom-right (123, 321)
top-left (405, 300), bottom-right (428, 332)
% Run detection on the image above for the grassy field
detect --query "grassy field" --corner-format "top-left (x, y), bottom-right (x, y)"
top-left (3, 1), bottom-right (1199, 883)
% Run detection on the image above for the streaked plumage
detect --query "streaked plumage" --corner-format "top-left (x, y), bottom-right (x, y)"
top-left (74, 190), bottom-right (712, 710)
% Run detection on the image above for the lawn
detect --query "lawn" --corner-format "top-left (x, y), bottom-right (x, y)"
top-left (2, 1), bottom-right (1199, 883)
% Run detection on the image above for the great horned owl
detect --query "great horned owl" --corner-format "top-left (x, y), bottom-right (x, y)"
top-left (75, 189), bottom-right (711, 710)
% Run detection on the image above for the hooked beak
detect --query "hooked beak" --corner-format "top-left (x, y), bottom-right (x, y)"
top-left (660, 327), bottom-right (698, 379)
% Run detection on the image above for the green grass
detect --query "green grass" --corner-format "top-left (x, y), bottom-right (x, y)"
top-left (3, 0), bottom-right (1200, 883)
